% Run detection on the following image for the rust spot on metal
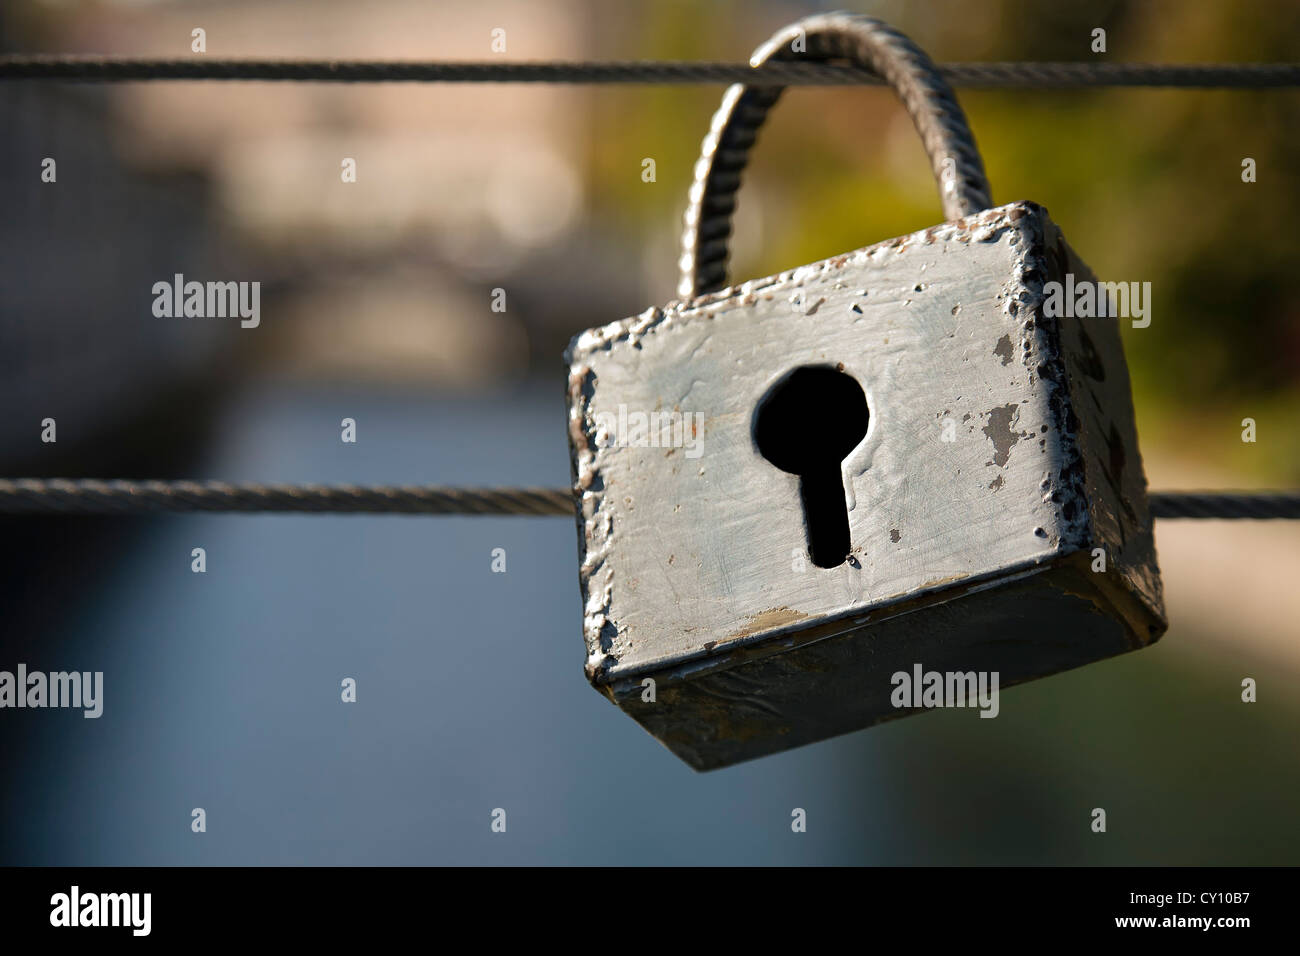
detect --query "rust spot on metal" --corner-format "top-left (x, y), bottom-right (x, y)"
top-left (730, 606), bottom-right (810, 641)
top-left (918, 572), bottom-right (970, 590)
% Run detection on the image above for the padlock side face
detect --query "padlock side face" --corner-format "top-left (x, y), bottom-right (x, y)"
top-left (565, 201), bottom-right (1165, 769)
top-left (1036, 220), bottom-right (1166, 637)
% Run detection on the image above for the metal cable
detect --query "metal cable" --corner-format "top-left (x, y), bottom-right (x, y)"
top-left (1147, 491), bottom-right (1300, 520)
top-left (680, 13), bottom-right (991, 297)
top-left (0, 479), bottom-right (1295, 519)
top-left (0, 479), bottom-right (572, 516)
top-left (0, 57), bottom-right (1297, 87)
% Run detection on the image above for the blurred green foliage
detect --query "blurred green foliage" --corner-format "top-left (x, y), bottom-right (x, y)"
top-left (587, 0), bottom-right (1300, 481)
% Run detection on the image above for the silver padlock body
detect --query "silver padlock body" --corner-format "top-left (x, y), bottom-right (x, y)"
top-left (565, 201), bottom-right (1166, 770)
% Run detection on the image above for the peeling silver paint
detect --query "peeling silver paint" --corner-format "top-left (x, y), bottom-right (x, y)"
top-left (983, 403), bottom-right (1020, 467)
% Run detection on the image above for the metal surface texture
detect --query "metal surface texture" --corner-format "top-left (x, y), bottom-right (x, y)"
top-left (680, 12), bottom-right (992, 298)
top-left (567, 199), bottom-right (1167, 769)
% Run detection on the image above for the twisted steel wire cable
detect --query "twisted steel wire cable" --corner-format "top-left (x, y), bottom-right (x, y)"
top-left (0, 57), bottom-right (1297, 87)
top-left (0, 479), bottom-right (573, 516)
top-left (680, 13), bottom-right (992, 296)
top-left (0, 480), bottom-right (1294, 519)
top-left (1147, 492), bottom-right (1300, 520)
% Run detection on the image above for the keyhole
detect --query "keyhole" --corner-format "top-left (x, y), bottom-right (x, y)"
top-left (753, 365), bottom-right (869, 569)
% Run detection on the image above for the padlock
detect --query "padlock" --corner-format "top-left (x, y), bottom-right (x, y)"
top-left (565, 13), bottom-right (1166, 770)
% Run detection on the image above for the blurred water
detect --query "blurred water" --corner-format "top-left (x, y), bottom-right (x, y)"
top-left (1, 381), bottom-right (892, 864)
top-left (3, 380), bottom-right (1297, 865)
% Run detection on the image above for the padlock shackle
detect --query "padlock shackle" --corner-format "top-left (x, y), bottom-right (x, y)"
top-left (678, 13), bottom-right (994, 298)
